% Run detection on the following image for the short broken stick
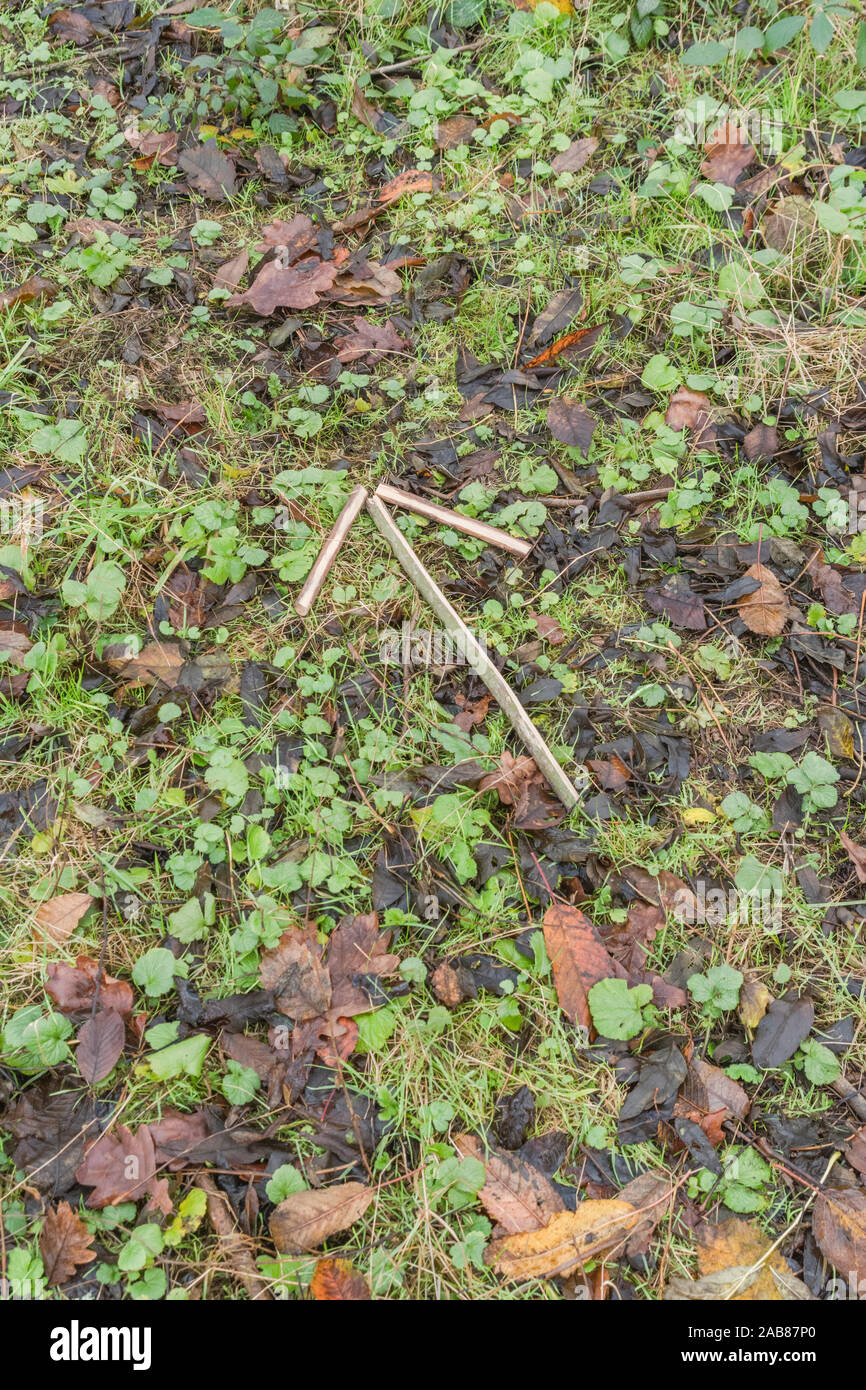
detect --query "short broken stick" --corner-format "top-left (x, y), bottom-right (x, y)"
top-left (294, 484), bottom-right (369, 618)
top-left (366, 494), bottom-right (579, 811)
top-left (375, 482), bottom-right (532, 558)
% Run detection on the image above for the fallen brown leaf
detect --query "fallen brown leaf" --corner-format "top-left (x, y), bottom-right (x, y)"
top-left (75, 1124), bottom-right (172, 1214)
top-left (310, 1257), bottom-right (372, 1300)
top-left (0, 276), bottom-right (56, 311)
top-left (545, 396), bottom-right (597, 455)
top-left (259, 928), bottom-right (331, 1021)
top-left (812, 1187), bottom-right (866, 1285)
top-left (39, 1201), bottom-right (96, 1286)
top-left (33, 893), bottom-right (93, 949)
top-left (105, 640), bottom-right (186, 687)
top-left (226, 257), bottom-right (338, 316)
top-left (701, 121), bottom-right (756, 186)
top-left (76, 1008), bottom-right (125, 1084)
top-left (178, 140), bottom-right (236, 199)
top-left (542, 902), bottom-right (621, 1029)
top-left (478, 751), bottom-right (538, 806)
top-left (737, 562), bottom-right (790, 636)
top-left (46, 955), bottom-right (134, 1016)
top-left (840, 830), bottom-right (866, 883)
top-left (551, 136), bottom-right (598, 175)
top-left (333, 317), bottom-right (409, 364)
top-left (270, 1182), bottom-right (373, 1254)
top-left (486, 1199), bottom-right (639, 1280)
top-left (454, 1134), bottom-right (565, 1234)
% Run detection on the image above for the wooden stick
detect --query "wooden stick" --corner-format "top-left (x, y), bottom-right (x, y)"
top-left (366, 495), bottom-right (579, 811)
top-left (294, 485), bottom-right (369, 618)
top-left (375, 482), bottom-right (532, 558)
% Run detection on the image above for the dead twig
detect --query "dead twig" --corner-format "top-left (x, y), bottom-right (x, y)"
top-left (366, 494), bottom-right (580, 811)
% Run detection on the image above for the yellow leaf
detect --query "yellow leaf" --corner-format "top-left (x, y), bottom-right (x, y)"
top-left (697, 1216), bottom-right (793, 1300)
top-left (682, 807), bottom-right (716, 827)
top-left (515, 0), bottom-right (574, 11)
top-left (739, 976), bottom-right (773, 1033)
top-left (486, 1199), bottom-right (638, 1280)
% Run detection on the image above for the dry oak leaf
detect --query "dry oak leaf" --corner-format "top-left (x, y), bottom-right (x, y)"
top-left (326, 911), bottom-right (398, 1016)
top-left (812, 1187), bottom-right (866, 1284)
top-left (75, 1124), bottom-right (172, 1214)
top-left (39, 1201), bottom-right (96, 1287)
top-left (259, 928), bottom-right (331, 1021)
top-left (334, 317), bottom-right (409, 364)
top-left (329, 259), bottom-right (401, 306)
top-left (46, 955), bottom-right (133, 1016)
top-left (701, 121), bottom-right (756, 187)
top-left (227, 257), bottom-right (338, 316)
top-left (105, 640), bottom-right (185, 688)
top-left (0, 276), bottom-right (56, 311)
top-left (478, 751), bottom-right (538, 806)
top-left (542, 902), bottom-right (621, 1030)
top-left (255, 213), bottom-right (318, 258)
top-left (33, 893), bottom-right (93, 949)
top-left (737, 562), bottom-right (791, 636)
top-left (270, 1182), bottom-right (373, 1254)
top-left (486, 1199), bottom-right (639, 1280)
top-left (310, 1257), bottom-right (372, 1300)
top-left (454, 1134), bottom-right (565, 1234)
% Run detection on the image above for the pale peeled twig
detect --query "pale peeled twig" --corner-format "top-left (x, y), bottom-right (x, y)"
top-left (375, 482), bottom-right (532, 558)
top-left (294, 484), bottom-right (369, 618)
top-left (366, 494), bottom-right (578, 811)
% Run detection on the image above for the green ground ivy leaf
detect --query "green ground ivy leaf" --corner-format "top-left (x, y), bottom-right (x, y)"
top-left (588, 978), bottom-right (653, 1040)
top-left (641, 354), bottom-right (680, 392)
top-left (62, 561), bottom-right (126, 622)
top-left (688, 964), bottom-right (744, 1014)
top-left (205, 748), bottom-right (250, 802)
top-left (221, 1060), bottom-right (261, 1105)
top-left (356, 1005), bottom-right (399, 1054)
top-left (132, 946), bottom-right (186, 997)
top-left (799, 1037), bottom-right (840, 1085)
top-left (266, 1164), bottom-right (308, 1203)
top-left (118, 1223), bottom-right (163, 1272)
top-left (146, 1033), bottom-right (210, 1080)
top-left (28, 417), bottom-right (88, 465)
top-left (168, 894), bottom-right (215, 943)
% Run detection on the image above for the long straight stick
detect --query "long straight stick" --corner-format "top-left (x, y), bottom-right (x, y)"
top-left (375, 483), bottom-right (532, 558)
top-left (294, 484), bottom-right (368, 618)
top-left (366, 495), bottom-right (578, 811)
